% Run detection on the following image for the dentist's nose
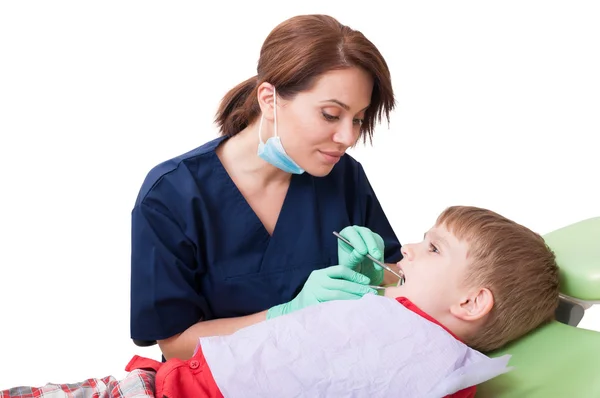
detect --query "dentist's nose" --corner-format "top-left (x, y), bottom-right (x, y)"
top-left (334, 123), bottom-right (359, 148)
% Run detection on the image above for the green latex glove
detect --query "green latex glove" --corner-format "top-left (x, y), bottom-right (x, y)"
top-left (337, 225), bottom-right (385, 286)
top-left (266, 265), bottom-right (376, 320)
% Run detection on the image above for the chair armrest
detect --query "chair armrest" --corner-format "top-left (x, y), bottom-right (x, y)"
top-left (543, 216), bottom-right (600, 302)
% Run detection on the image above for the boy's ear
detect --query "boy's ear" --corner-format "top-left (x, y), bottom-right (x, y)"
top-left (450, 288), bottom-right (494, 322)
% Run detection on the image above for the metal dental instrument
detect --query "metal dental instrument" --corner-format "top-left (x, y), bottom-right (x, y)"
top-left (333, 231), bottom-right (405, 285)
top-left (369, 284), bottom-right (387, 296)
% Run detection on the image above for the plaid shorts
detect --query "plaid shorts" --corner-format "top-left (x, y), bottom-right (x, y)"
top-left (0, 369), bottom-right (156, 398)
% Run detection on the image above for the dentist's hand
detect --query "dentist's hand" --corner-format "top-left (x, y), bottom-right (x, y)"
top-left (266, 265), bottom-right (376, 320)
top-left (338, 225), bottom-right (385, 286)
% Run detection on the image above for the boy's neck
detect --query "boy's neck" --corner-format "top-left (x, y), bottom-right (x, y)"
top-left (394, 297), bottom-right (463, 341)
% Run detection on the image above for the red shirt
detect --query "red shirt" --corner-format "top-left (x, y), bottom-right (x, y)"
top-left (126, 297), bottom-right (476, 398)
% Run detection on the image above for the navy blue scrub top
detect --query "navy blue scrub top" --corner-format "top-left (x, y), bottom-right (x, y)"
top-left (130, 135), bottom-right (402, 343)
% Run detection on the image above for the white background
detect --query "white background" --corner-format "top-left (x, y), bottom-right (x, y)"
top-left (1, 0), bottom-right (599, 390)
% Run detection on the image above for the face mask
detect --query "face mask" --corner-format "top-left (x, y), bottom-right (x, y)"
top-left (257, 87), bottom-right (305, 174)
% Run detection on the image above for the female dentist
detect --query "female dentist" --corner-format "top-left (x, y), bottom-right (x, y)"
top-left (130, 14), bottom-right (403, 361)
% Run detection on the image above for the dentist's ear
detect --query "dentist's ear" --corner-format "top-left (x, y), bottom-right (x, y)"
top-left (257, 82), bottom-right (277, 120)
top-left (450, 288), bottom-right (494, 322)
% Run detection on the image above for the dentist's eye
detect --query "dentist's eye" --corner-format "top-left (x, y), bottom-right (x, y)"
top-left (322, 111), bottom-right (339, 122)
top-left (353, 118), bottom-right (364, 126)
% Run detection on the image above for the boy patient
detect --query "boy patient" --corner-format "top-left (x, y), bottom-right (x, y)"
top-left (1, 206), bottom-right (560, 398)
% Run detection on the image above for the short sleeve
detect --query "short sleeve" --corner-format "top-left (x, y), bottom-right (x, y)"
top-left (130, 199), bottom-right (209, 342)
top-left (357, 163), bottom-right (403, 264)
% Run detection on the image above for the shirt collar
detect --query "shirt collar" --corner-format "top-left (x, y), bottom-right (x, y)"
top-left (395, 297), bottom-right (463, 342)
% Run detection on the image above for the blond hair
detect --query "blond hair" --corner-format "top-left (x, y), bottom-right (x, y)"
top-left (436, 206), bottom-right (560, 352)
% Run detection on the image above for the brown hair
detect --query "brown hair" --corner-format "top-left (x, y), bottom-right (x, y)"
top-left (214, 14), bottom-right (394, 143)
top-left (436, 206), bottom-right (560, 352)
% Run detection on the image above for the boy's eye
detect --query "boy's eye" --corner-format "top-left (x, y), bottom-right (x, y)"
top-left (353, 118), bottom-right (364, 126)
top-left (429, 243), bottom-right (439, 254)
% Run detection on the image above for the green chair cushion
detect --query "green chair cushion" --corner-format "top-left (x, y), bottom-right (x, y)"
top-left (543, 216), bottom-right (600, 301)
top-left (477, 321), bottom-right (600, 397)
top-left (475, 216), bottom-right (600, 395)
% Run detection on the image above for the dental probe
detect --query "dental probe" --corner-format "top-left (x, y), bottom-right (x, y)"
top-left (333, 231), bottom-right (405, 285)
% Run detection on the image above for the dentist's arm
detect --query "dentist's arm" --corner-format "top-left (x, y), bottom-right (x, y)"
top-left (158, 311), bottom-right (267, 361)
top-left (159, 265), bottom-right (376, 361)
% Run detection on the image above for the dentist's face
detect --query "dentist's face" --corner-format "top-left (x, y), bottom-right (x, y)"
top-left (269, 67), bottom-right (373, 177)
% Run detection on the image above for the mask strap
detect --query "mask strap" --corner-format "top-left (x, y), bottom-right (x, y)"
top-left (258, 113), bottom-right (264, 143)
top-left (273, 87), bottom-right (278, 138)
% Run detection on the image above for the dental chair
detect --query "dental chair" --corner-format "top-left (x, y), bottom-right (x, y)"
top-left (131, 217), bottom-right (600, 395)
top-left (476, 216), bottom-right (600, 397)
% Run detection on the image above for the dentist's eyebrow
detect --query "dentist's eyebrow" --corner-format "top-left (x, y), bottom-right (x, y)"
top-left (320, 99), bottom-right (370, 112)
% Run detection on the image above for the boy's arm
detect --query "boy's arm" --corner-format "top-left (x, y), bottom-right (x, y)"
top-left (382, 266), bottom-right (401, 286)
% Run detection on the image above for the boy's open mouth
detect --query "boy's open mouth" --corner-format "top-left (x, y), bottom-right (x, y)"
top-left (397, 265), bottom-right (406, 285)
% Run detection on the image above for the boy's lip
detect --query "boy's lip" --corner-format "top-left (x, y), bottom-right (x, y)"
top-left (396, 262), bottom-right (404, 273)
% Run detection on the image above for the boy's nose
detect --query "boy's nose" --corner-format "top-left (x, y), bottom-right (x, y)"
top-left (401, 245), bottom-right (414, 261)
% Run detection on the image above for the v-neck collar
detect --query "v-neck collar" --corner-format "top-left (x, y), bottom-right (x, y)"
top-left (210, 137), bottom-right (299, 243)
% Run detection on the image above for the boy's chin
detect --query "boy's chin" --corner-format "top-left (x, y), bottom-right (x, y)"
top-left (383, 284), bottom-right (405, 299)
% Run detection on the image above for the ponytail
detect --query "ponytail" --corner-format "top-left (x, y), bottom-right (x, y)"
top-left (214, 76), bottom-right (261, 136)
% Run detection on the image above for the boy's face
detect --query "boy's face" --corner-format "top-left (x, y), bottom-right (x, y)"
top-left (384, 223), bottom-right (472, 319)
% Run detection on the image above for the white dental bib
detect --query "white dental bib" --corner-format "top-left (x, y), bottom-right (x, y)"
top-left (199, 294), bottom-right (512, 397)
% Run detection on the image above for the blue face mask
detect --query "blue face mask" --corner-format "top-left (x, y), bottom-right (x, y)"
top-left (257, 87), bottom-right (305, 175)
